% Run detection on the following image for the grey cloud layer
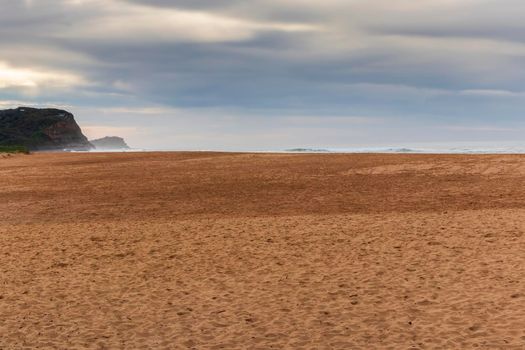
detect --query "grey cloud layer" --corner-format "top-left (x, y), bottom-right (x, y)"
top-left (1, 0), bottom-right (525, 148)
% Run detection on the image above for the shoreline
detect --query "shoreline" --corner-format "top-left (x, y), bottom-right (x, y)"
top-left (56, 147), bottom-right (525, 155)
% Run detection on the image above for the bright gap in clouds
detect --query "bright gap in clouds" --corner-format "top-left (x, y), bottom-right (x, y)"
top-left (0, 62), bottom-right (85, 89)
top-left (58, 0), bottom-right (319, 43)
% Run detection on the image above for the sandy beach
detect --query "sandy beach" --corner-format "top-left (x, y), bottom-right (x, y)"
top-left (2, 152), bottom-right (525, 349)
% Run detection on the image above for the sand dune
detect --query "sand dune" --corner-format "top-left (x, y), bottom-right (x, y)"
top-left (2, 152), bottom-right (525, 349)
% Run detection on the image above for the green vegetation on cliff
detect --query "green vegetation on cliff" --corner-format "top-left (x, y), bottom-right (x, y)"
top-left (0, 145), bottom-right (29, 154)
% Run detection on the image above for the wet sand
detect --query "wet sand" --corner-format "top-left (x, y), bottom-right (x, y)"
top-left (2, 152), bottom-right (525, 349)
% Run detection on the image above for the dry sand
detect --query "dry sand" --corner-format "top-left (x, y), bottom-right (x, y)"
top-left (2, 152), bottom-right (525, 349)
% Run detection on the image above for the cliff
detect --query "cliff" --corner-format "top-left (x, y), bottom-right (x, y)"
top-left (0, 107), bottom-right (93, 151)
top-left (90, 136), bottom-right (130, 150)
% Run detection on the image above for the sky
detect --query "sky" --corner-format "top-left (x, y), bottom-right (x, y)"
top-left (1, 0), bottom-right (525, 150)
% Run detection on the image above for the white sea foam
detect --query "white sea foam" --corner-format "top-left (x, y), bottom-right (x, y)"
top-left (281, 141), bottom-right (525, 154)
top-left (286, 147), bottom-right (525, 154)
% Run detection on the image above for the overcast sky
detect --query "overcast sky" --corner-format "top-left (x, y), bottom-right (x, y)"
top-left (2, 0), bottom-right (525, 150)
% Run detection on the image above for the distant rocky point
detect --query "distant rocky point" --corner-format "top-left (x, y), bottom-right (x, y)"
top-left (90, 136), bottom-right (130, 150)
top-left (0, 107), bottom-right (93, 151)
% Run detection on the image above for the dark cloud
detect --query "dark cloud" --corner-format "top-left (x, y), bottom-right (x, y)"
top-left (122, 0), bottom-right (241, 9)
